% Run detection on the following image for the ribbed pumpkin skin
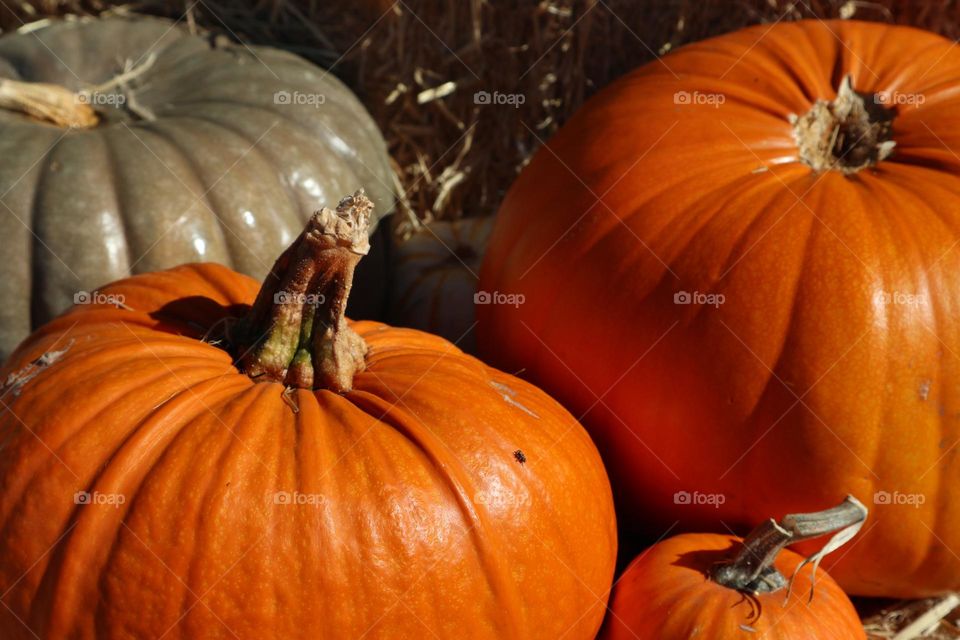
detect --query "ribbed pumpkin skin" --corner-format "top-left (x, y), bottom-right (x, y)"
top-left (602, 534), bottom-right (865, 640)
top-left (389, 216), bottom-right (494, 352)
top-left (478, 20), bottom-right (960, 596)
top-left (0, 263), bottom-right (616, 640)
top-left (0, 16), bottom-right (394, 359)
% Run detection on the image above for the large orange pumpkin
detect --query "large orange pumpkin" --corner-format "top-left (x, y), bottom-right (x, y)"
top-left (478, 19), bottom-right (960, 597)
top-left (0, 193), bottom-right (616, 639)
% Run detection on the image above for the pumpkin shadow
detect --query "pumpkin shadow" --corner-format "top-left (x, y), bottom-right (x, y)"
top-left (149, 297), bottom-right (250, 341)
top-left (673, 543), bottom-right (766, 625)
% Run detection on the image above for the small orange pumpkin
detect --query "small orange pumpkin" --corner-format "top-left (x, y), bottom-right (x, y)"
top-left (0, 192), bottom-right (616, 640)
top-left (602, 498), bottom-right (867, 640)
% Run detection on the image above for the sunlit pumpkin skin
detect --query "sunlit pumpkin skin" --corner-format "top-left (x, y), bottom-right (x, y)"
top-left (0, 16), bottom-right (395, 359)
top-left (0, 197), bottom-right (616, 638)
top-left (389, 216), bottom-right (494, 353)
top-left (477, 19), bottom-right (960, 596)
top-left (602, 533), bottom-right (865, 640)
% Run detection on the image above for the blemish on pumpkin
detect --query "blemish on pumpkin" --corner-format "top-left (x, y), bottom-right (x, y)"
top-left (489, 380), bottom-right (539, 419)
top-left (919, 379), bottom-right (932, 401)
top-left (739, 625), bottom-right (757, 633)
top-left (1, 339), bottom-right (73, 398)
top-left (513, 449), bottom-right (526, 464)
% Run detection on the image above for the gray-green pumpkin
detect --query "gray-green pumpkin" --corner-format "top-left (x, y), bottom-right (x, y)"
top-left (0, 15), bottom-right (395, 360)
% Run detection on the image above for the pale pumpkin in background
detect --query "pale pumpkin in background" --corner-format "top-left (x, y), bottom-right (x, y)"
top-left (389, 215), bottom-right (493, 353)
top-left (479, 19), bottom-right (960, 596)
top-left (0, 15), bottom-right (395, 360)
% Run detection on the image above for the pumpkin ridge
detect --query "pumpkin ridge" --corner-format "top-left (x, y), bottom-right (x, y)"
top-left (103, 124), bottom-right (216, 272)
top-left (275, 73), bottom-right (396, 197)
top-left (427, 270), bottom-right (455, 329)
top-left (49, 374), bottom-right (253, 636)
top-left (345, 388), bottom-right (530, 638)
top-left (91, 125), bottom-right (135, 281)
top-left (3, 369), bottom-right (248, 636)
top-left (731, 179), bottom-right (867, 511)
top-left (171, 105), bottom-right (379, 231)
top-left (130, 262), bottom-right (261, 313)
top-left (870, 176), bottom-right (949, 581)
top-left (136, 120), bottom-right (238, 270)
top-left (163, 85), bottom-right (390, 207)
top-left (171, 382), bottom-right (284, 638)
top-left (197, 98), bottom-right (393, 212)
top-left (706, 171), bottom-right (813, 283)
top-left (0, 125), bottom-right (56, 347)
top-left (895, 78), bottom-right (960, 113)
top-left (356, 335), bottom-right (465, 365)
top-left (653, 169), bottom-right (804, 295)
top-left (546, 154), bottom-right (785, 278)
top-left (28, 130), bottom-right (70, 329)
top-left (883, 166), bottom-right (960, 256)
top-left (723, 172), bottom-right (819, 389)
top-left (156, 109), bottom-right (317, 230)
top-left (881, 189), bottom-right (960, 559)
top-left (887, 147), bottom-right (960, 174)
top-left (822, 174), bottom-right (918, 488)
top-left (314, 125), bottom-right (395, 210)
top-left (88, 378), bottom-right (264, 638)
top-left (2, 334), bottom-right (221, 406)
top-left (763, 21), bottom-right (841, 103)
top-left (0, 360), bottom-right (231, 541)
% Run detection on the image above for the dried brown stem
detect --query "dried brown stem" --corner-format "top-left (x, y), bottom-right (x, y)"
top-left (791, 75), bottom-right (896, 174)
top-left (0, 78), bottom-right (98, 128)
top-left (238, 191), bottom-right (372, 393)
top-left (711, 496), bottom-right (868, 595)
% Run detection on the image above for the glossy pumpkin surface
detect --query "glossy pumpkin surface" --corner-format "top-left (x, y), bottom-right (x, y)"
top-left (0, 261), bottom-right (616, 639)
top-left (0, 16), bottom-right (394, 359)
top-left (478, 19), bottom-right (960, 596)
top-left (602, 533), bottom-right (865, 640)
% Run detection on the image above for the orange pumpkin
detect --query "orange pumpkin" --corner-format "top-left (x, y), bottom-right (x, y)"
top-left (478, 19), bottom-right (960, 597)
top-left (0, 193), bottom-right (616, 639)
top-left (604, 535), bottom-right (865, 640)
top-left (603, 498), bottom-right (867, 640)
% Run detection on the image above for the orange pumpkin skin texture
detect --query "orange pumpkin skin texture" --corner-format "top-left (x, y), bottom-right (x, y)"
top-left (602, 534), bottom-right (865, 640)
top-left (0, 261), bottom-right (616, 639)
top-left (478, 19), bottom-right (960, 597)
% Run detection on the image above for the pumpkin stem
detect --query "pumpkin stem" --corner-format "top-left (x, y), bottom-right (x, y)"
top-left (237, 191), bottom-right (372, 393)
top-left (790, 75), bottom-right (895, 174)
top-left (0, 78), bottom-right (98, 129)
top-left (710, 496), bottom-right (868, 595)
